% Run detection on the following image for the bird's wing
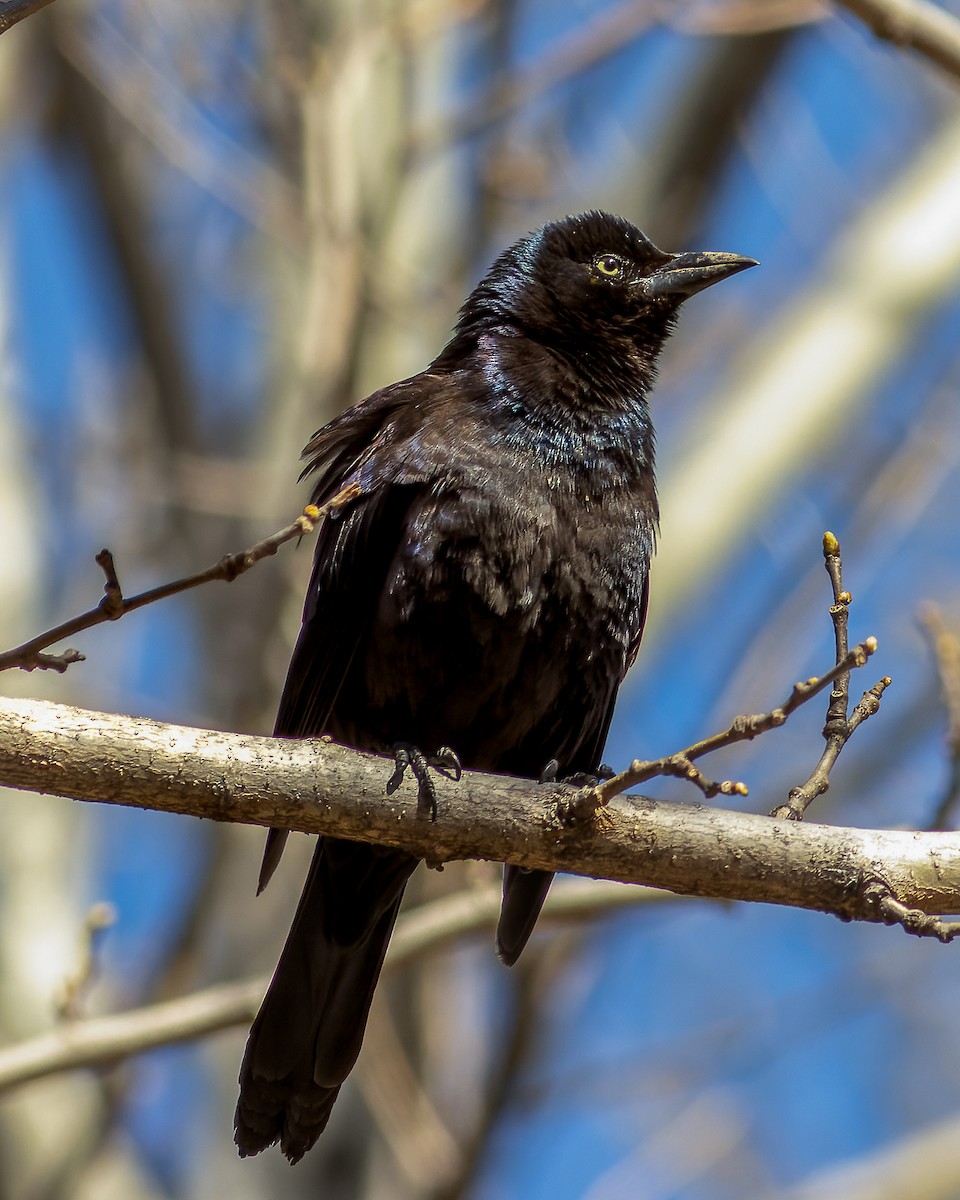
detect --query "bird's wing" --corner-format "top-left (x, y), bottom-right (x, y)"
top-left (274, 382), bottom-right (427, 740)
top-left (259, 381), bottom-right (430, 891)
top-left (625, 571), bottom-right (651, 674)
top-left (273, 488), bottom-right (412, 740)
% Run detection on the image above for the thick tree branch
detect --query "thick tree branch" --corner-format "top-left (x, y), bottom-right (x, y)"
top-left (0, 0), bottom-right (57, 36)
top-left (0, 697), bottom-right (958, 926)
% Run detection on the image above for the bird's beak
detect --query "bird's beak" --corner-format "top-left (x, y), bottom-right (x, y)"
top-left (641, 251), bottom-right (758, 299)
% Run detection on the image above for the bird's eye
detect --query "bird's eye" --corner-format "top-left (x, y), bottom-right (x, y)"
top-left (594, 254), bottom-right (623, 278)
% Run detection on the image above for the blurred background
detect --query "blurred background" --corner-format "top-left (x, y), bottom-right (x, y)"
top-left (2, 0), bottom-right (960, 1196)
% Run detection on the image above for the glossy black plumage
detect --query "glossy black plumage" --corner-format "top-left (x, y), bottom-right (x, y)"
top-left (234, 211), bottom-right (755, 1162)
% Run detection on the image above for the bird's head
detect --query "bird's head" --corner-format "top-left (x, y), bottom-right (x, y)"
top-left (454, 211), bottom-right (756, 374)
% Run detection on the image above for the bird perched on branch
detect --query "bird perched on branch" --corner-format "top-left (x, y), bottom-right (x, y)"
top-left (234, 211), bottom-right (756, 1162)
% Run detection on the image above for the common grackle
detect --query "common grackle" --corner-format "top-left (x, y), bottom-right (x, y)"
top-left (234, 211), bottom-right (756, 1161)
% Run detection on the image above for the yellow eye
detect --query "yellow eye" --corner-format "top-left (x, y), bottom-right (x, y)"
top-left (594, 254), bottom-right (622, 278)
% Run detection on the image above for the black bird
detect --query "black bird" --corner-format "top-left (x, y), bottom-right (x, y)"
top-left (235, 211), bottom-right (755, 1162)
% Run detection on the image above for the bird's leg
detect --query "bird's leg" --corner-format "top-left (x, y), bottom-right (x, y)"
top-left (565, 764), bottom-right (614, 788)
top-left (386, 743), bottom-right (462, 819)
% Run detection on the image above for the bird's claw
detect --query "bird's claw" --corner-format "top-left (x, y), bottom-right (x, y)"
top-left (432, 745), bottom-right (463, 782)
top-left (538, 760), bottom-right (613, 788)
top-left (539, 760), bottom-right (613, 825)
top-left (386, 743), bottom-right (462, 820)
top-left (539, 758), bottom-right (560, 784)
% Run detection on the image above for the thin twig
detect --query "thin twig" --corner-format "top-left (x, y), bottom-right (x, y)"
top-left (861, 874), bottom-right (960, 942)
top-left (822, 529), bottom-right (852, 746)
top-left (0, 489), bottom-right (359, 674)
top-left (55, 903), bottom-right (117, 1022)
top-left (568, 635), bottom-right (878, 822)
top-left (770, 533), bottom-right (891, 820)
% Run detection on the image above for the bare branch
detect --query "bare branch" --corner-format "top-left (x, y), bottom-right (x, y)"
top-left (823, 529), bottom-right (853, 738)
top-left (410, 0), bottom-right (660, 156)
top-left (0, 978), bottom-right (264, 1092)
top-left (0, 491), bottom-right (357, 674)
top-left (568, 633), bottom-right (879, 824)
top-left (0, 0), bottom-right (57, 36)
top-left (0, 879), bottom-right (663, 1093)
top-left (675, 1), bottom-right (826, 36)
top-left (834, 0), bottom-right (960, 86)
top-left (54, 17), bottom-right (303, 245)
top-left (862, 875), bottom-right (960, 942)
top-left (777, 675), bottom-right (892, 820)
top-left (0, 696), bottom-right (957, 927)
top-left (771, 533), bottom-right (891, 820)
top-left (411, 0), bottom-right (827, 161)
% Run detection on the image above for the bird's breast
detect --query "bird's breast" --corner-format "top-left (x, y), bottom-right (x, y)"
top-left (350, 450), bottom-right (655, 768)
top-left (384, 455), bottom-right (654, 643)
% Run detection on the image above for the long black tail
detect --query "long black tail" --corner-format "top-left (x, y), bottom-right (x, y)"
top-left (235, 838), bottom-right (417, 1163)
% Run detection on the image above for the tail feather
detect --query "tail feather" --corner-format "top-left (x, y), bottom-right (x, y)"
top-left (257, 827), bottom-right (289, 895)
top-left (235, 837), bottom-right (416, 1161)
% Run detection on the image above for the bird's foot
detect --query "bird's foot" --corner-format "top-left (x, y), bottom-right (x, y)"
top-left (386, 743), bottom-right (462, 820)
top-left (539, 760), bottom-right (613, 825)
